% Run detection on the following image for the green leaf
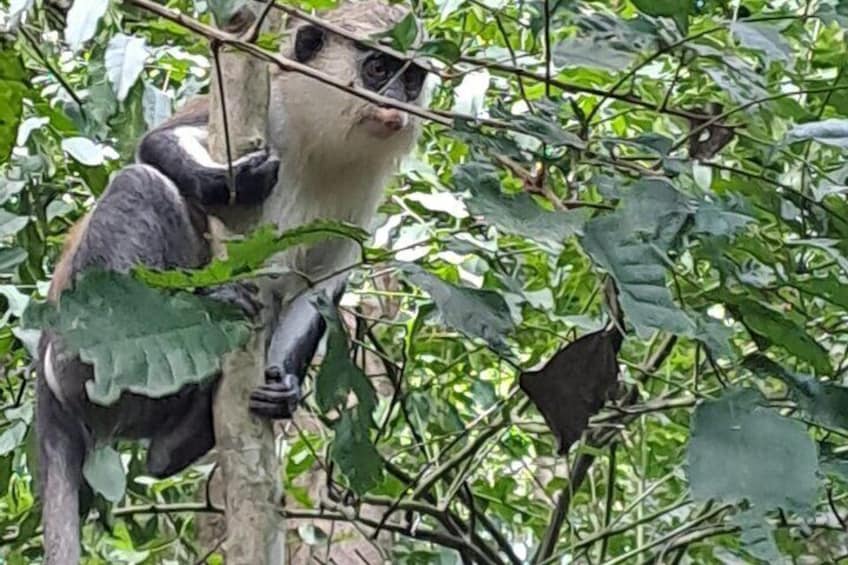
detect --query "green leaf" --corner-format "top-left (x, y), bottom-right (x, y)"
top-left (135, 221), bottom-right (368, 290)
top-left (455, 162), bottom-right (587, 252)
top-left (23, 270), bottom-right (251, 405)
top-left (0, 421), bottom-right (26, 456)
top-left (630, 0), bottom-right (689, 33)
top-left (65, 0), bottom-right (110, 52)
top-left (141, 82), bottom-right (172, 129)
top-left (312, 293), bottom-right (377, 418)
top-left (0, 210), bottom-right (29, 239)
top-left (61, 137), bottom-right (106, 167)
top-left (733, 509), bottom-right (783, 563)
top-left (786, 118), bottom-right (848, 148)
top-left (794, 275), bottom-right (848, 310)
top-left (383, 12), bottom-right (419, 51)
top-left (419, 39), bottom-right (461, 64)
top-left (82, 445), bottom-right (126, 503)
top-left (331, 410), bottom-right (383, 494)
top-left (730, 22), bottom-right (792, 64)
top-left (686, 388), bottom-right (818, 514)
top-left (728, 297), bottom-right (832, 375)
top-left (581, 178), bottom-right (694, 338)
top-left (692, 198), bottom-right (754, 237)
top-left (208, 0), bottom-right (245, 26)
top-left (105, 34), bottom-right (149, 102)
top-left (0, 247), bottom-right (26, 273)
top-left (553, 38), bottom-right (636, 71)
top-left (399, 263), bottom-right (514, 353)
top-left (0, 49), bottom-right (27, 162)
top-left (745, 354), bottom-right (848, 430)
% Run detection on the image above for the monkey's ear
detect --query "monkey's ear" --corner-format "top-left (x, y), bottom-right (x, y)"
top-left (294, 25), bottom-right (325, 63)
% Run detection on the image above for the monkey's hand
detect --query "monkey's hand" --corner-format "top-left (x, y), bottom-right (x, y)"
top-left (198, 281), bottom-right (263, 319)
top-left (249, 369), bottom-right (300, 419)
top-left (232, 149), bottom-right (280, 205)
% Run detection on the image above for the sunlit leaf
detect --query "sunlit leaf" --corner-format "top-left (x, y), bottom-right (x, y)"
top-left (105, 34), bottom-right (149, 102)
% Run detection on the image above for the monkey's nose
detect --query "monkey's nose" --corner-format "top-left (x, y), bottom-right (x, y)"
top-left (374, 108), bottom-right (406, 131)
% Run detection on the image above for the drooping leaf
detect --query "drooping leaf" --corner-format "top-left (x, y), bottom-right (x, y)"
top-left (208, 0), bottom-right (245, 25)
top-left (794, 275), bottom-right (848, 310)
top-left (399, 263), bottom-right (514, 353)
top-left (382, 12), bottom-right (419, 51)
top-left (733, 509), bottom-right (782, 563)
top-left (519, 328), bottom-right (621, 454)
top-left (135, 221), bottom-right (369, 290)
top-left (65, 0), bottom-right (110, 52)
top-left (105, 34), bottom-right (149, 102)
top-left (22, 270), bottom-right (251, 405)
top-left (331, 410), bottom-right (383, 494)
top-left (581, 178), bottom-right (694, 338)
top-left (786, 118), bottom-right (848, 148)
top-left (82, 445), bottom-right (126, 503)
top-left (312, 293), bottom-right (377, 419)
top-left (455, 162), bottom-right (587, 252)
top-left (419, 39), bottom-right (461, 64)
top-left (141, 82), bottom-right (172, 129)
top-left (745, 353), bottom-right (848, 430)
top-left (686, 388), bottom-right (818, 514)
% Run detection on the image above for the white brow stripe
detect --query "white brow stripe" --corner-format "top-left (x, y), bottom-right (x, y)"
top-left (44, 342), bottom-right (65, 404)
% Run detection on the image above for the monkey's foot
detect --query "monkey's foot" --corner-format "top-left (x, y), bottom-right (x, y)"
top-left (249, 371), bottom-right (300, 419)
top-left (199, 281), bottom-right (262, 318)
top-left (233, 149), bottom-right (280, 205)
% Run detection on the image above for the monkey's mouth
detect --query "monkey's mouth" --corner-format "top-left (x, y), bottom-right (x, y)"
top-left (361, 107), bottom-right (409, 139)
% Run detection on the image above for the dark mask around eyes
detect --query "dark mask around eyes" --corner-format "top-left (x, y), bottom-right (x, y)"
top-left (361, 53), bottom-right (427, 101)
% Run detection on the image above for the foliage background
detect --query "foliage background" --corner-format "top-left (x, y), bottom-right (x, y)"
top-left (1, 0), bottom-right (848, 563)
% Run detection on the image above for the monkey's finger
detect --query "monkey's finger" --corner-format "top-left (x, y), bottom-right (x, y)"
top-left (249, 395), bottom-right (298, 419)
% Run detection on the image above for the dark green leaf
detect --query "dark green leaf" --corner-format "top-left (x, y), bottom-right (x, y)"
top-left (455, 162), bottom-right (587, 252)
top-left (399, 263), bottom-right (514, 353)
top-left (22, 270), bottom-right (250, 405)
top-left (82, 445), bottom-right (126, 503)
top-left (331, 411), bottom-right (383, 494)
top-left (686, 388), bottom-right (818, 514)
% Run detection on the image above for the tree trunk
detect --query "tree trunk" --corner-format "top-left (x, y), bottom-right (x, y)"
top-left (204, 6), bottom-right (284, 564)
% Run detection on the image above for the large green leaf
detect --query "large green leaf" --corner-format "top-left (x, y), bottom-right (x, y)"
top-left (399, 263), bottom-right (514, 353)
top-left (455, 162), bottom-right (587, 252)
top-left (581, 178), bottom-right (694, 337)
top-left (65, 0), bottom-right (110, 52)
top-left (105, 34), bottom-right (149, 102)
top-left (23, 270), bottom-right (250, 405)
top-left (331, 410), bottom-right (383, 495)
top-left (730, 22), bottom-right (792, 64)
top-left (312, 293), bottom-right (377, 417)
top-left (630, 0), bottom-right (690, 33)
top-left (686, 388), bottom-right (818, 514)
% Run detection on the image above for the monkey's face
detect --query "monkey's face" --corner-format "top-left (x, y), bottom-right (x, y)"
top-left (273, 20), bottom-right (429, 163)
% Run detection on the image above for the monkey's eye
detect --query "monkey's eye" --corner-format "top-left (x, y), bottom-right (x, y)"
top-left (404, 65), bottom-right (426, 97)
top-left (364, 58), bottom-right (390, 82)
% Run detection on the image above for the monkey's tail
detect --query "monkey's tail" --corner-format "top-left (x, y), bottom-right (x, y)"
top-left (35, 348), bottom-right (86, 565)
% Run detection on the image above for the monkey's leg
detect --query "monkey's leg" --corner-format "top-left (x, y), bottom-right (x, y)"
top-left (36, 351), bottom-right (87, 565)
top-left (146, 383), bottom-right (217, 478)
top-left (250, 278), bottom-right (346, 419)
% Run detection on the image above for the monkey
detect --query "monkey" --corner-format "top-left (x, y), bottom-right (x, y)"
top-left (36, 2), bottom-right (430, 563)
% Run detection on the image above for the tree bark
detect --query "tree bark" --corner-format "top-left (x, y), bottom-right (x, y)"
top-left (204, 6), bottom-right (284, 564)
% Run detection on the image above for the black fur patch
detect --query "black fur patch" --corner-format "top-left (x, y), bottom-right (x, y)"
top-left (294, 25), bottom-right (325, 63)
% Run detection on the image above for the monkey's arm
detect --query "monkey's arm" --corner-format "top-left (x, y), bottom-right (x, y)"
top-left (137, 124), bottom-right (279, 207)
top-left (249, 276), bottom-right (347, 419)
